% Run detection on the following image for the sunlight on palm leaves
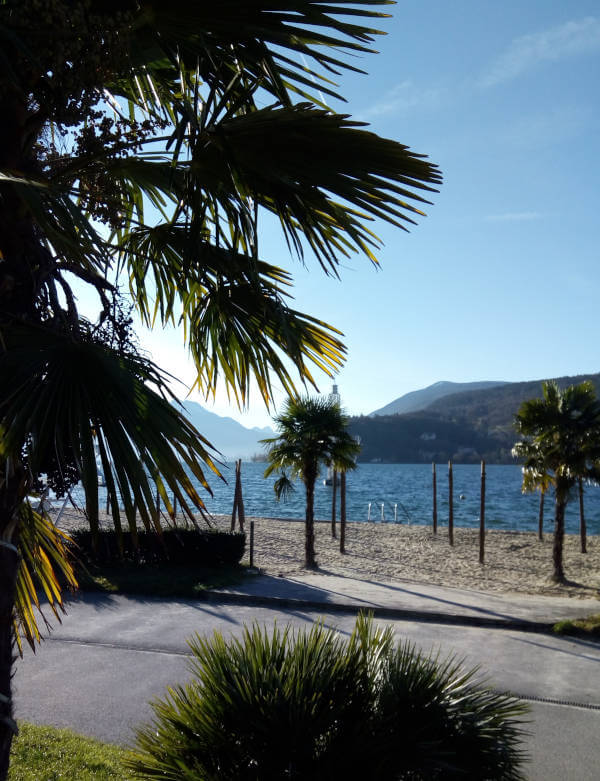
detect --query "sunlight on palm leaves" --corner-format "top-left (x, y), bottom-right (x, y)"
top-left (13, 502), bottom-right (77, 656)
top-left (1, 5), bottom-right (442, 769)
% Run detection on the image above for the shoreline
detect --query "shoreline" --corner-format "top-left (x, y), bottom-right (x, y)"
top-left (56, 508), bottom-right (600, 600)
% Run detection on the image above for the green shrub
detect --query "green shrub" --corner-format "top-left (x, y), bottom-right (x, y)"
top-left (553, 614), bottom-right (600, 638)
top-left (71, 528), bottom-right (245, 567)
top-left (128, 615), bottom-right (529, 780)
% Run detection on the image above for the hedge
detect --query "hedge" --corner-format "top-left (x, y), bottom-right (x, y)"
top-left (70, 528), bottom-right (246, 567)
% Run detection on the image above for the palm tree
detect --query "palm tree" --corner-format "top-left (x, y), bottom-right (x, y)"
top-left (0, 3), bottom-right (440, 774)
top-left (130, 615), bottom-right (528, 779)
top-left (513, 381), bottom-right (600, 583)
top-left (263, 397), bottom-right (360, 568)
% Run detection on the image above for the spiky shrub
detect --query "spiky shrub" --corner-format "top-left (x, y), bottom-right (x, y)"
top-left (129, 616), bottom-right (528, 780)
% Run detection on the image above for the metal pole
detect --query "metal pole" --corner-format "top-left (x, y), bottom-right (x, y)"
top-left (249, 519), bottom-right (255, 567)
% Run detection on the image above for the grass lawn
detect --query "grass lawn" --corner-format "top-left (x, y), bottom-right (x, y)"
top-left (9, 722), bottom-right (134, 780)
top-left (553, 613), bottom-right (600, 640)
top-left (77, 560), bottom-right (248, 599)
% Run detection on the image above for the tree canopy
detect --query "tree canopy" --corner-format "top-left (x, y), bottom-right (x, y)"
top-left (263, 396), bottom-right (360, 566)
top-left (513, 381), bottom-right (600, 581)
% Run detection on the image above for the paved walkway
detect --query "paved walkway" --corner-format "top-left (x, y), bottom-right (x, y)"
top-left (206, 571), bottom-right (600, 631)
top-left (15, 577), bottom-right (600, 780)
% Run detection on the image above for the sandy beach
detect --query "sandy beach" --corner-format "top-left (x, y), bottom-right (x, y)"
top-left (57, 507), bottom-right (600, 600)
top-left (224, 516), bottom-right (600, 600)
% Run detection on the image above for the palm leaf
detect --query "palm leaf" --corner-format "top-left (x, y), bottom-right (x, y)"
top-left (117, 1), bottom-right (394, 111)
top-left (0, 322), bottom-right (222, 546)
top-left (13, 502), bottom-right (77, 656)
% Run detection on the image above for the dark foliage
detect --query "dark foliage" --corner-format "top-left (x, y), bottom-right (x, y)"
top-left (129, 616), bottom-right (528, 780)
top-left (71, 528), bottom-right (245, 567)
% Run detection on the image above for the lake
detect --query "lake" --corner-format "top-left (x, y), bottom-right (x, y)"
top-left (94, 462), bottom-right (600, 535)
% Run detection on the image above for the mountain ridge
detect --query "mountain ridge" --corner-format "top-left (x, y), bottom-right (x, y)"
top-left (352, 371), bottom-right (600, 464)
top-left (370, 380), bottom-right (508, 417)
top-left (178, 401), bottom-right (274, 460)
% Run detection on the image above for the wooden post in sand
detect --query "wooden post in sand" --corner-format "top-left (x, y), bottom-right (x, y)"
top-left (231, 459), bottom-right (246, 532)
top-left (479, 460), bottom-right (485, 564)
top-left (579, 477), bottom-right (587, 554)
top-left (432, 463), bottom-right (438, 534)
top-left (538, 490), bottom-right (544, 541)
top-left (331, 469), bottom-right (338, 539)
top-left (448, 460), bottom-right (454, 546)
top-left (230, 468), bottom-right (236, 532)
top-left (340, 471), bottom-right (347, 554)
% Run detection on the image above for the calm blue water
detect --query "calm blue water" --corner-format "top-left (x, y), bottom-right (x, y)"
top-left (92, 462), bottom-right (600, 535)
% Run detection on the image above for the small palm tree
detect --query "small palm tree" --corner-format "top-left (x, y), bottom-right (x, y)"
top-left (130, 615), bottom-right (529, 780)
top-left (263, 397), bottom-right (360, 568)
top-left (513, 381), bottom-right (600, 582)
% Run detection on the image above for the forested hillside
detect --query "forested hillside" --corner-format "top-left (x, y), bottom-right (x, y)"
top-left (351, 372), bottom-right (600, 464)
top-left (349, 413), bottom-right (512, 464)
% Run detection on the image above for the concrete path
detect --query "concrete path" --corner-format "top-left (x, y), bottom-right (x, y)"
top-left (13, 576), bottom-right (600, 780)
top-left (207, 571), bottom-right (600, 630)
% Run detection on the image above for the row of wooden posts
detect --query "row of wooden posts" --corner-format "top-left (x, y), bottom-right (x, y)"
top-left (433, 461), bottom-right (589, 560)
top-left (432, 461), bottom-right (487, 563)
top-left (105, 458), bottom-right (589, 568)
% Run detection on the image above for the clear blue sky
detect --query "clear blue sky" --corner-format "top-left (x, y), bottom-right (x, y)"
top-left (134, 1), bottom-right (600, 429)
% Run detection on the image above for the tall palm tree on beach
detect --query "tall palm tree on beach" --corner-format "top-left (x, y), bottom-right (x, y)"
top-left (0, 2), bottom-right (440, 774)
top-left (263, 397), bottom-right (360, 568)
top-left (513, 381), bottom-right (600, 582)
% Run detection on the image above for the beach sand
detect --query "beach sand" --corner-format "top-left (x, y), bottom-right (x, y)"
top-left (58, 507), bottom-right (600, 600)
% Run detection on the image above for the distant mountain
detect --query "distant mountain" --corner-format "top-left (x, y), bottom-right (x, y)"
top-left (427, 372), bottom-right (600, 436)
top-left (354, 372), bottom-right (600, 464)
top-left (178, 401), bottom-right (274, 461)
top-left (370, 380), bottom-right (508, 417)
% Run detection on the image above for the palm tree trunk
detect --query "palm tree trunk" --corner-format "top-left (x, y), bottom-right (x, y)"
top-left (552, 480), bottom-right (568, 583)
top-left (0, 538), bottom-right (19, 781)
top-left (538, 490), bottom-right (544, 541)
top-left (0, 464), bottom-right (27, 781)
top-left (304, 465), bottom-right (317, 569)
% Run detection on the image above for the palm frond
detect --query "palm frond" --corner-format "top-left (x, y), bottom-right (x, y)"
top-left (13, 501), bottom-right (77, 656)
top-left (0, 322), bottom-right (222, 544)
top-left (273, 472), bottom-right (296, 502)
top-left (119, 1), bottom-right (394, 111)
top-left (186, 103), bottom-right (441, 274)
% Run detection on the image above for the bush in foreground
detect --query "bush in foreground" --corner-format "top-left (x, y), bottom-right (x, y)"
top-left (129, 615), bottom-right (529, 780)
